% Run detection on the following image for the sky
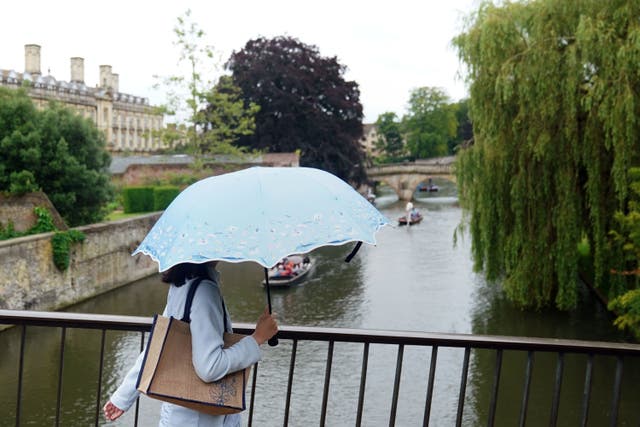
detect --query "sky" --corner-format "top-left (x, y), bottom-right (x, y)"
top-left (1, 0), bottom-right (478, 123)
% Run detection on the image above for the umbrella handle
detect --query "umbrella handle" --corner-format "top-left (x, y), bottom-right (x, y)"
top-left (264, 268), bottom-right (279, 347)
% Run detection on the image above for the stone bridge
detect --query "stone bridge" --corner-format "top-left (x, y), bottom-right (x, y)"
top-left (366, 156), bottom-right (455, 201)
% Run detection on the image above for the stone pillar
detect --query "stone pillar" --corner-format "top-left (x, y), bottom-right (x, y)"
top-left (111, 73), bottom-right (119, 92)
top-left (70, 57), bottom-right (84, 83)
top-left (399, 189), bottom-right (414, 201)
top-left (25, 44), bottom-right (41, 76)
top-left (99, 65), bottom-right (112, 88)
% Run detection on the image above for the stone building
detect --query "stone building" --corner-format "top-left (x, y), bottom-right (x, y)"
top-left (0, 44), bottom-right (164, 153)
top-left (360, 123), bottom-right (380, 159)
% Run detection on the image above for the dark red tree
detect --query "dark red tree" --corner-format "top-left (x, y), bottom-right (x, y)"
top-left (226, 36), bottom-right (367, 185)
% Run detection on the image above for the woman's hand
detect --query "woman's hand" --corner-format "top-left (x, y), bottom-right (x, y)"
top-left (252, 307), bottom-right (278, 345)
top-left (103, 401), bottom-right (124, 421)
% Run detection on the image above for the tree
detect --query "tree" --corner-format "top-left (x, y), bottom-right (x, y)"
top-left (226, 36), bottom-right (367, 185)
top-left (403, 87), bottom-right (457, 159)
top-left (450, 99), bottom-right (473, 153)
top-left (453, 0), bottom-right (640, 310)
top-left (0, 88), bottom-right (112, 226)
top-left (155, 10), bottom-right (257, 156)
top-left (375, 112), bottom-right (405, 160)
top-left (608, 167), bottom-right (640, 338)
top-left (197, 75), bottom-right (260, 155)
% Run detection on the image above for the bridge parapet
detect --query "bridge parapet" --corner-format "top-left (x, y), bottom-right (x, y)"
top-left (366, 156), bottom-right (455, 201)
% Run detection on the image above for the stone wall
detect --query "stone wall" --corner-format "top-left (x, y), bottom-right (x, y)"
top-left (0, 213), bottom-right (160, 312)
top-left (0, 192), bottom-right (68, 232)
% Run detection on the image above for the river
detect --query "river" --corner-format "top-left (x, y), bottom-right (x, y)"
top-left (1, 179), bottom-right (638, 426)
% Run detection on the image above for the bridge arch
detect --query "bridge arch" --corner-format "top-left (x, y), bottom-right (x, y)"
top-left (366, 156), bottom-right (455, 201)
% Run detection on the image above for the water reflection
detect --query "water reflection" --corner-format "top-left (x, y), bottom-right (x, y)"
top-left (1, 184), bottom-right (637, 426)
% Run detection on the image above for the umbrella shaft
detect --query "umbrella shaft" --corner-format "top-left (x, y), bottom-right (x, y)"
top-left (264, 268), bottom-right (273, 314)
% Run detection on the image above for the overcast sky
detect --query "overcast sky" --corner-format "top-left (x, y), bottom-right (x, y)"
top-left (1, 0), bottom-right (478, 123)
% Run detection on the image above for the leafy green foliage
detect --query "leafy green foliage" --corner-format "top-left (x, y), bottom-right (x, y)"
top-left (608, 167), bottom-right (640, 337)
top-left (451, 99), bottom-right (473, 153)
top-left (0, 206), bottom-right (57, 240)
top-left (8, 170), bottom-right (39, 194)
top-left (609, 290), bottom-right (640, 340)
top-left (226, 36), bottom-right (367, 186)
top-left (0, 206), bottom-right (84, 272)
top-left (122, 187), bottom-right (155, 213)
top-left (153, 186), bottom-right (181, 211)
top-left (403, 87), bottom-right (457, 159)
top-left (0, 88), bottom-right (113, 226)
top-left (51, 230), bottom-right (85, 271)
top-left (375, 112), bottom-right (405, 160)
top-left (30, 206), bottom-right (56, 234)
top-left (454, 0), bottom-right (640, 310)
top-left (154, 10), bottom-right (257, 157)
top-left (197, 75), bottom-right (259, 155)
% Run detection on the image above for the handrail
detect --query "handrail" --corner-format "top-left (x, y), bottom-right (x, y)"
top-left (2, 309), bottom-right (640, 426)
top-left (2, 309), bottom-right (639, 355)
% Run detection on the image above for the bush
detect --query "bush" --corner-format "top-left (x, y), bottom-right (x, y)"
top-left (153, 186), bottom-right (181, 211)
top-left (9, 170), bottom-right (40, 194)
top-left (122, 187), bottom-right (155, 213)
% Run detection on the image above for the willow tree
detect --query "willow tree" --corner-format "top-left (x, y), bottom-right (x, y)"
top-left (454, 0), bottom-right (640, 310)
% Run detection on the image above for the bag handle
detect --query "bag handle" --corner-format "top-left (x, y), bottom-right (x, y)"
top-left (181, 277), bottom-right (204, 322)
top-left (181, 276), bottom-right (231, 332)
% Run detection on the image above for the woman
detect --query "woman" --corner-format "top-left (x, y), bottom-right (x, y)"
top-left (103, 261), bottom-right (278, 426)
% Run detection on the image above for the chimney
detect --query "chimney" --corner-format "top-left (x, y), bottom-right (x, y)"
top-left (111, 73), bottom-right (119, 92)
top-left (70, 57), bottom-right (84, 83)
top-left (25, 44), bottom-right (41, 76)
top-left (99, 65), bottom-right (112, 89)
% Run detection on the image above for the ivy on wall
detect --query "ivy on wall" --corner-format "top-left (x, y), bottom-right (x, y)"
top-left (0, 206), bottom-right (85, 271)
top-left (51, 230), bottom-right (86, 271)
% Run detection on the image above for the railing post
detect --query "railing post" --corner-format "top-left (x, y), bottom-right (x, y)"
top-left (609, 356), bottom-right (623, 427)
top-left (55, 327), bottom-right (67, 427)
top-left (356, 342), bottom-right (370, 427)
top-left (487, 349), bottom-right (503, 426)
top-left (389, 344), bottom-right (404, 426)
top-left (284, 339), bottom-right (298, 426)
top-left (94, 329), bottom-right (106, 427)
top-left (549, 352), bottom-right (564, 427)
top-left (580, 354), bottom-right (593, 427)
top-left (319, 341), bottom-right (334, 427)
top-left (423, 346), bottom-right (438, 427)
top-left (133, 331), bottom-right (145, 427)
top-left (518, 351), bottom-right (534, 427)
top-left (248, 362), bottom-right (259, 427)
top-left (456, 347), bottom-right (471, 427)
top-left (15, 325), bottom-right (26, 427)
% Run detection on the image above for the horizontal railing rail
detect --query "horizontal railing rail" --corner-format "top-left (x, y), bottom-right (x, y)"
top-left (2, 309), bottom-right (640, 427)
top-left (3, 309), bottom-right (639, 356)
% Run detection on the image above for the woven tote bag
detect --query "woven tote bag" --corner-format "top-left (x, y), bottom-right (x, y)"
top-left (136, 278), bottom-right (251, 415)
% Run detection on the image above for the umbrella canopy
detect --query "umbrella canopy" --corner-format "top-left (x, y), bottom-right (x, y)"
top-left (133, 166), bottom-right (389, 272)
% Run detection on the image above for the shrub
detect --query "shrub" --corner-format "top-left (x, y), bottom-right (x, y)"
top-left (153, 186), bottom-right (181, 211)
top-left (122, 187), bottom-right (154, 213)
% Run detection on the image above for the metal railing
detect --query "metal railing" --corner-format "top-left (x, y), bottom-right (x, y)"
top-left (2, 309), bottom-right (640, 426)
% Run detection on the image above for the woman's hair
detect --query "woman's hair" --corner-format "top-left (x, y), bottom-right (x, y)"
top-left (161, 263), bottom-right (210, 287)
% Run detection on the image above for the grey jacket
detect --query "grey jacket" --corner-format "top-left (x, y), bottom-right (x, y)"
top-left (110, 272), bottom-right (261, 426)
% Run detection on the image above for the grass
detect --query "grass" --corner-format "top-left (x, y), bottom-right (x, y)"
top-left (105, 210), bottom-right (148, 221)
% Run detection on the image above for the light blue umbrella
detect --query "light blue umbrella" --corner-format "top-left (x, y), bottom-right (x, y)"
top-left (133, 166), bottom-right (389, 344)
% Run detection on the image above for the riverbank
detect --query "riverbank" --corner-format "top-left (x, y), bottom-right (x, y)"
top-left (0, 213), bottom-right (159, 314)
